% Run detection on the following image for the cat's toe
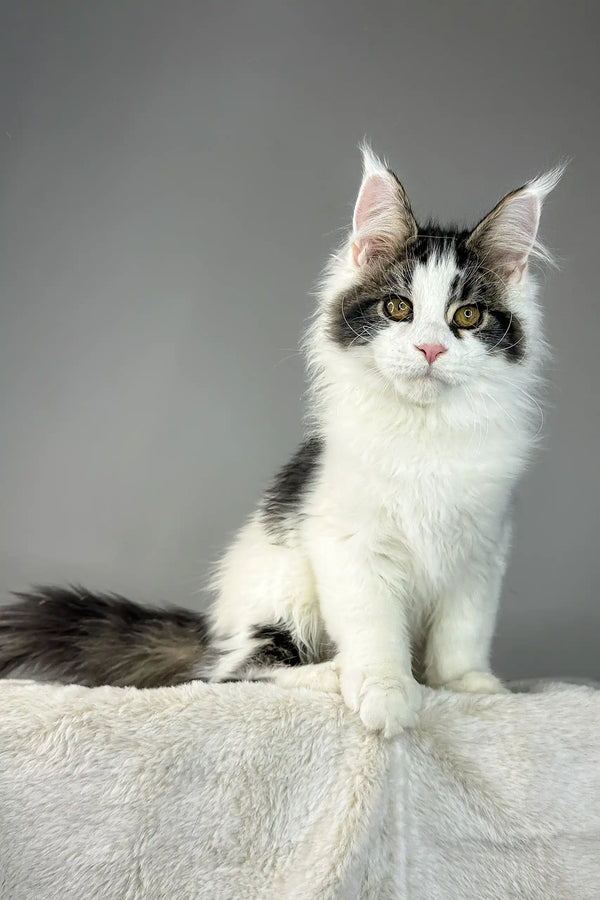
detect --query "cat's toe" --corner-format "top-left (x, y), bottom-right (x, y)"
top-left (340, 667), bottom-right (421, 737)
top-left (359, 683), bottom-right (420, 737)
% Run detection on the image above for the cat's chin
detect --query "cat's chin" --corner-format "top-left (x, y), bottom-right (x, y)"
top-left (390, 372), bottom-right (453, 406)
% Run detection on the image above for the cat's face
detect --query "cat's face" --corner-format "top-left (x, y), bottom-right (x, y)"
top-left (320, 148), bottom-right (561, 408)
top-left (328, 229), bottom-right (530, 406)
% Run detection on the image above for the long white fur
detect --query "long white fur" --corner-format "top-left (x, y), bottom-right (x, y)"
top-left (207, 148), bottom-right (561, 737)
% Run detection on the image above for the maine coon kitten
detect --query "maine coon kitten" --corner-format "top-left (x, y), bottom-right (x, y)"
top-left (0, 147), bottom-right (562, 736)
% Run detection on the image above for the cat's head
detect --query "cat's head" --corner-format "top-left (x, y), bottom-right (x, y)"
top-left (313, 146), bottom-right (563, 410)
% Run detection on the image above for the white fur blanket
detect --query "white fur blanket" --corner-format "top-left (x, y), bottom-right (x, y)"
top-left (0, 679), bottom-right (598, 899)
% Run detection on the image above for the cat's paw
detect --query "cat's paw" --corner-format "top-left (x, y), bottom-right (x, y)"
top-left (340, 667), bottom-right (421, 738)
top-left (273, 660), bottom-right (341, 693)
top-left (441, 670), bottom-right (508, 695)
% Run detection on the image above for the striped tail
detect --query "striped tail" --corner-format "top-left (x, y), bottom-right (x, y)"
top-left (0, 585), bottom-right (208, 688)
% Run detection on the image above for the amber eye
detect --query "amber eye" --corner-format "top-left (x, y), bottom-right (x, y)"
top-left (384, 297), bottom-right (413, 322)
top-left (453, 304), bottom-right (481, 329)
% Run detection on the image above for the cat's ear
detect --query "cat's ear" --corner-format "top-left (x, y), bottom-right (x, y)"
top-left (465, 165), bottom-right (566, 282)
top-left (351, 144), bottom-right (418, 268)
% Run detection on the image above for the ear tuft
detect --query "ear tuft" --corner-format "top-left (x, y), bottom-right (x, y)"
top-left (351, 142), bottom-right (417, 267)
top-left (526, 163), bottom-right (568, 203)
top-left (466, 162), bottom-right (567, 281)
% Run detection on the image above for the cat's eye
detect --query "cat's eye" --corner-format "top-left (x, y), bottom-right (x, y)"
top-left (384, 297), bottom-right (413, 322)
top-left (453, 304), bottom-right (481, 329)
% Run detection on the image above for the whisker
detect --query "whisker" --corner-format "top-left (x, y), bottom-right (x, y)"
top-left (476, 387), bottom-right (519, 428)
top-left (489, 374), bottom-right (545, 436)
top-left (340, 293), bottom-right (365, 344)
top-left (489, 332), bottom-right (526, 356)
top-left (464, 384), bottom-right (485, 452)
top-left (485, 310), bottom-right (514, 354)
top-left (272, 350), bottom-right (304, 369)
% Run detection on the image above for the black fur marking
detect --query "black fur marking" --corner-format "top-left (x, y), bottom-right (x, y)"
top-left (0, 585), bottom-right (208, 687)
top-left (408, 222), bottom-right (472, 266)
top-left (247, 624), bottom-right (304, 667)
top-left (262, 436), bottom-right (323, 534)
top-left (449, 273), bottom-right (461, 298)
top-left (212, 623), bottom-right (338, 682)
top-left (476, 307), bottom-right (525, 361)
top-left (327, 291), bottom-right (388, 348)
top-left (240, 623), bottom-right (336, 672)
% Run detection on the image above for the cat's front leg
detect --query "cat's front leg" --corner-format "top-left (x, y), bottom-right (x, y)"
top-left (425, 569), bottom-right (508, 695)
top-left (308, 532), bottom-right (421, 738)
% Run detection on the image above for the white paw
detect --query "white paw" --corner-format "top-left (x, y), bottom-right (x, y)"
top-left (273, 661), bottom-right (341, 693)
top-left (441, 670), bottom-right (508, 695)
top-left (340, 667), bottom-right (422, 738)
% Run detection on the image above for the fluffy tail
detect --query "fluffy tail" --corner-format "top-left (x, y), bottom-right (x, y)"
top-left (0, 585), bottom-right (209, 688)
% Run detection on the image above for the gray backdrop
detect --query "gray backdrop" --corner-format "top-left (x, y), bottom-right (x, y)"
top-left (0, 1), bottom-right (597, 680)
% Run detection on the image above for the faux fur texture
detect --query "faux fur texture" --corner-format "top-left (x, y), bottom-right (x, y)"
top-left (0, 679), bottom-right (598, 899)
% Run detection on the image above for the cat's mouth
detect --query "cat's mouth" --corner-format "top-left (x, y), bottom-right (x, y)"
top-left (388, 363), bottom-right (478, 405)
top-left (419, 367), bottom-right (445, 380)
top-left (407, 367), bottom-right (451, 387)
top-left (411, 361), bottom-right (472, 389)
top-left (386, 369), bottom-right (452, 406)
top-left (374, 356), bottom-right (462, 400)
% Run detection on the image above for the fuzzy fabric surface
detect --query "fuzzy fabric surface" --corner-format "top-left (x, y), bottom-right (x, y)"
top-left (0, 679), bottom-right (598, 899)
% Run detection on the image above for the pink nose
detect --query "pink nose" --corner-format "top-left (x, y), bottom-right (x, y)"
top-left (416, 343), bottom-right (447, 365)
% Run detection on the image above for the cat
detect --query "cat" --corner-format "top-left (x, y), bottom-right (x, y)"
top-left (0, 146), bottom-right (563, 737)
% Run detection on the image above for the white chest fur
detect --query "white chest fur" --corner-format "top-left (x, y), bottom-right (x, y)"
top-left (306, 383), bottom-right (529, 607)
